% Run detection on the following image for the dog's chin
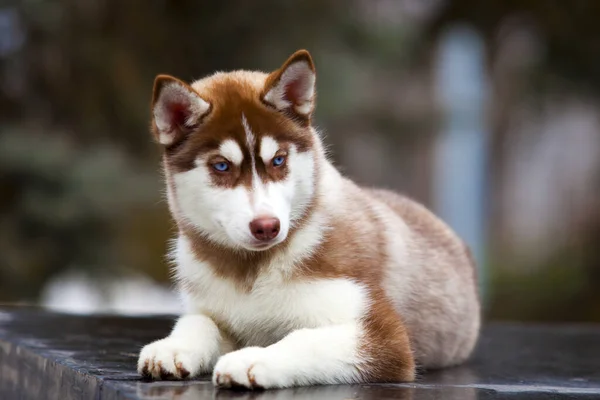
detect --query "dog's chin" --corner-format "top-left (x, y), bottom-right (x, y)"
top-left (238, 238), bottom-right (285, 252)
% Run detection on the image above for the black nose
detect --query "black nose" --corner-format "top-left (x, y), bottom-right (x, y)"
top-left (249, 217), bottom-right (280, 241)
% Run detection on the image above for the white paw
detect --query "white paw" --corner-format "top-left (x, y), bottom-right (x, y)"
top-left (137, 338), bottom-right (212, 380)
top-left (212, 347), bottom-right (288, 390)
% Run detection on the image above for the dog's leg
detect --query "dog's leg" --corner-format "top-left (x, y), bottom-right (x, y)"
top-left (212, 308), bottom-right (415, 389)
top-left (138, 314), bottom-right (232, 380)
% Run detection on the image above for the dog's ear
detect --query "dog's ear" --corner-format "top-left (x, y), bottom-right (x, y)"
top-left (262, 49), bottom-right (316, 120)
top-left (151, 75), bottom-right (211, 146)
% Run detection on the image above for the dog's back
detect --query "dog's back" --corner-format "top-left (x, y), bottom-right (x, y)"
top-left (367, 188), bottom-right (480, 368)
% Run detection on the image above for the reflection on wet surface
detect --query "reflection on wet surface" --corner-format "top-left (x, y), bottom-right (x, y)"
top-left (0, 306), bottom-right (599, 399)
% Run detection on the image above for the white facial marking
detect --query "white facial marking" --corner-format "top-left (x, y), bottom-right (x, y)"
top-left (219, 139), bottom-right (243, 165)
top-left (153, 82), bottom-right (210, 145)
top-left (260, 136), bottom-right (279, 164)
top-left (241, 114), bottom-right (259, 188)
top-left (241, 114), bottom-right (255, 158)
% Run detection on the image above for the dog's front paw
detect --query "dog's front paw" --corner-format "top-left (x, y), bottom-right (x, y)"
top-left (213, 347), bottom-right (288, 390)
top-left (138, 338), bottom-right (211, 380)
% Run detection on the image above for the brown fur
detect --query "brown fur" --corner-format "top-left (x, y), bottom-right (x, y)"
top-left (162, 74), bottom-right (313, 175)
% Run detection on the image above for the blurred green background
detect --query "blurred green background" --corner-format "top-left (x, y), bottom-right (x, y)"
top-left (0, 0), bottom-right (598, 321)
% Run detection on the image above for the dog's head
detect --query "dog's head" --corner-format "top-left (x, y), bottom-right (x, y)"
top-left (151, 50), bottom-right (319, 251)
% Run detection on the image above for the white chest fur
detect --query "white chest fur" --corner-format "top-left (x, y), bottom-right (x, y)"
top-left (174, 236), bottom-right (368, 347)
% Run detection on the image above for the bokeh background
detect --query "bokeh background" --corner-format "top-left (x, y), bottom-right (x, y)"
top-left (0, 0), bottom-right (598, 321)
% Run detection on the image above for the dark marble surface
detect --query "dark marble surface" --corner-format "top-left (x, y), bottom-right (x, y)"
top-left (1, 306), bottom-right (599, 399)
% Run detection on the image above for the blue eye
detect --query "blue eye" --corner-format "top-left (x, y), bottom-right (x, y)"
top-left (213, 161), bottom-right (230, 172)
top-left (273, 156), bottom-right (286, 166)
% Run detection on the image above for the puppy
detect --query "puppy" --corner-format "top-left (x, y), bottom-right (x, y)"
top-left (137, 49), bottom-right (480, 390)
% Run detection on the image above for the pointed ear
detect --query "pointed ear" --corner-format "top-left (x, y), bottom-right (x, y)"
top-left (151, 75), bottom-right (211, 146)
top-left (262, 50), bottom-right (316, 119)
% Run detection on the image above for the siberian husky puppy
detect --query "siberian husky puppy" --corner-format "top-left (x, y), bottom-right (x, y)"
top-left (137, 50), bottom-right (480, 390)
